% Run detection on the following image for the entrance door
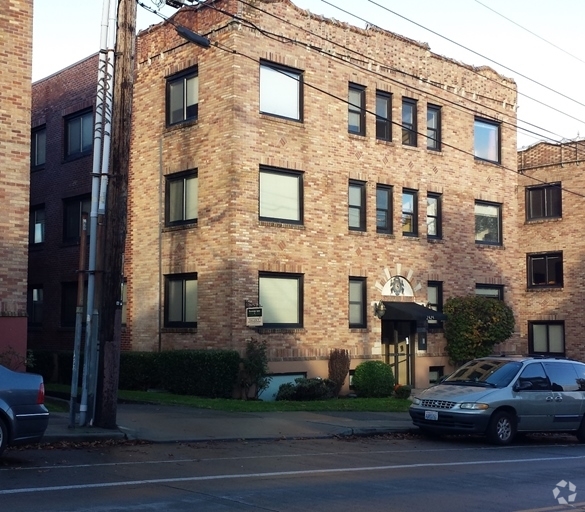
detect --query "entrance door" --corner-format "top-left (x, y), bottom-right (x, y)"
top-left (381, 320), bottom-right (414, 386)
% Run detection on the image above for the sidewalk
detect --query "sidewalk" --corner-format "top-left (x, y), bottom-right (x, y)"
top-left (42, 402), bottom-right (416, 445)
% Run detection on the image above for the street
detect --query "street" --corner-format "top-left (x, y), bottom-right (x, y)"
top-left (1, 434), bottom-right (584, 511)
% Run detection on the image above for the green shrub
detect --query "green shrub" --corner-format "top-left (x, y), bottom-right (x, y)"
top-left (394, 384), bottom-right (412, 399)
top-left (118, 352), bottom-right (161, 391)
top-left (156, 350), bottom-right (241, 398)
top-left (444, 295), bottom-right (515, 366)
top-left (352, 360), bottom-right (394, 397)
top-left (275, 377), bottom-right (337, 401)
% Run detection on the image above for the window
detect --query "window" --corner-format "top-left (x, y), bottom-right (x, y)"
top-left (426, 193), bottom-right (441, 239)
top-left (348, 83), bottom-right (366, 135)
top-left (259, 272), bottom-right (303, 328)
top-left (426, 105), bottom-right (441, 150)
top-left (475, 284), bottom-right (504, 300)
top-left (31, 126), bottom-right (46, 168)
top-left (27, 286), bottom-right (43, 326)
top-left (527, 252), bottom-right (563, 288)
top-left (376, 184), bottom-right (393, 234)
top-left (427, 281), bottom-right (443, 327)
top-left (167, 69), bottom-right (198, 125)
top-left (166, 170), bottom-right (198, 227)
top-left (375, 91), bottom-right (391, 141)
top-left (475, 201), bottom-right (502, 244)
top-left (349, 277), bottom-right (366, 328)
top-left (63, 195), bottom-right (90, 243)
top-left (259, 167), bottom-right (303, 224)
top-left (164, 273), bottom-right (197, 328)
top-left (526, 184), bottom-right (562, 220)
top-left (61, 282), bottom-right (81, 328)
top-left (65, 110), bottom-right (93, 157)
top-left (529, 322), bottom-right (565, 355)
top-left (474, 118), bottom-right (500, 163)
top-left (30, 205), bottom-right (45, 245)
top-left (402, 98), bottom-right (417, 146)
top-left (259, 61), bottom-right (302, 121)
top-left (349, 180), bottom-right (366, 231)
top-left (402, 189), bottom-right (418, 235)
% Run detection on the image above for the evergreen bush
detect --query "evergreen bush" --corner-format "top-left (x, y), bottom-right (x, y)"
top-left (275, 377), bottom-right (337, 401)
top-left (352, 360), bottom-right (394, 397)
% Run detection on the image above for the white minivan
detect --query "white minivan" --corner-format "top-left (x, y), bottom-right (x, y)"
top-left (409, 356), bottom-right (585, 445)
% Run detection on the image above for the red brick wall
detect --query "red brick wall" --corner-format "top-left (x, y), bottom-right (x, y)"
top-left (127, 0), bottom-right (521, 387)
top-left (28, 54), bottom-right (99, 351)
top-left (0, 0), bottom-right (33, 357)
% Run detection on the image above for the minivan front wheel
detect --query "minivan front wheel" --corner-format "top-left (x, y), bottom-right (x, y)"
top-left (576, 416), bottom-right (585, 443)
top-left (487, 411), bottom-right (516, 445)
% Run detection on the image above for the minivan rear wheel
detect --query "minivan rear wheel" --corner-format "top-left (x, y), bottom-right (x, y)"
top-left (576, 416), bottom-right (585, 443)
top-left (487, 411), bottom-right (516, 445)
top-left (0, 417), bottom-right (7, 457)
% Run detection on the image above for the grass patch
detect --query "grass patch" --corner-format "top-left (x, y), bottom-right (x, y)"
top-left (46, 384), bottom-right (411, 413)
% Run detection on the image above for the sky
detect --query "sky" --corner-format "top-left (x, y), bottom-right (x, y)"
top-left (32, 0), bottom-right (585, 149)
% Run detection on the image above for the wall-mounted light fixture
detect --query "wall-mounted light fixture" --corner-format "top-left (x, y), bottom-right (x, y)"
top-left (373, 300), bottom-right (386, 319)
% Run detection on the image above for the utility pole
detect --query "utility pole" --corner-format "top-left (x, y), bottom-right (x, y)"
top-left (94, 0), bottom-right (137, 429)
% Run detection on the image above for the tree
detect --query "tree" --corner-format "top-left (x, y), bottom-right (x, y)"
top-left (328, 349), bottom-right (351, 396)
top-left (240, 339), bottom-right (272, 400)
top-left (443, 295), bottom-right (515, 366)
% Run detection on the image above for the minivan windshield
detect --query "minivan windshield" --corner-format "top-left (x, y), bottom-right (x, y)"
top-left (444, 359), bottom-right (522, 388)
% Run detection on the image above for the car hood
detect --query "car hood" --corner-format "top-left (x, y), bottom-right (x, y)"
top-left (415, 384), bottom-right (497, 403)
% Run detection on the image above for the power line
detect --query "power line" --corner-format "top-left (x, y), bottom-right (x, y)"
top-left (359, 0), bottom-right (585, 111)
top-left (474, 0), bottom-right (585, 66)
top-left (136, 1), bottom-right (585, 198)
top-left (237, 0), bottom-right (578, 145)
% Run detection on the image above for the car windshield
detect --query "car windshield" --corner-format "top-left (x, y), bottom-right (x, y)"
top-left (444, 359), bottom-right (522, 388)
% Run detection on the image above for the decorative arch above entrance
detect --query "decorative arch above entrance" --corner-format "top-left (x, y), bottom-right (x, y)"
top-left (373, 264), bottom-right (445, 387)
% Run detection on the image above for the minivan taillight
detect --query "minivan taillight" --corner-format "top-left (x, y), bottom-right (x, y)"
top-left (37, 382), bottom-right (45, 405)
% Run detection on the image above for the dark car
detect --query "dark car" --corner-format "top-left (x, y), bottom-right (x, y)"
top-left (409, 356), bottom-right (585, 445)
top-left (0, 364), bottom-right (50, 456)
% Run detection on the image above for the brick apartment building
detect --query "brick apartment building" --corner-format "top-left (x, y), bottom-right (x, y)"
top-left (123, 0), bottom-right (522, 390)
top-left (517, 140), bottom-right (585, 360)
top-left (0, 0), bottom-right (33, 362)
top-left (28, 54), bottom-right (99, 353)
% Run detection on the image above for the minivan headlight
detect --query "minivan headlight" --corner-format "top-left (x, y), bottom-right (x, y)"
top-left (459, 403), bottom-right (489, 410)
top-left (411, 397), bottom-right (421, 405)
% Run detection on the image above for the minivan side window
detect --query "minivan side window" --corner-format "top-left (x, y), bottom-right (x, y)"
top-left (572, 363), bottom-right (585, 391)
top-left (543, 362), bottom-right (579, 391)
top-left (516, 363), bottom-right (551, 391)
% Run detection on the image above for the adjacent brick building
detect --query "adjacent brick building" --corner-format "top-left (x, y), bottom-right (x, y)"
top-left (0, 0), bottom-right (33, 361)
top-left (28, 54), bottom-right (98, 353)
top-left (517, 139), bottom-right (585, 360)
top-left (125, 0), bottom-right (522, 390)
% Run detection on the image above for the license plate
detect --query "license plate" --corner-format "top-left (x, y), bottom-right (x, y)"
top-left (425, 410), bottom-right (438, 421)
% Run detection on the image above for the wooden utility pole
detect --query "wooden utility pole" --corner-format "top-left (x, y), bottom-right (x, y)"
top-left (95, 0), bottom-right (136, 429)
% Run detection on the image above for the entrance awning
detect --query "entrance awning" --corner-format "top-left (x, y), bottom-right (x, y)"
top-left (380, 301), bottom-right (447, 322)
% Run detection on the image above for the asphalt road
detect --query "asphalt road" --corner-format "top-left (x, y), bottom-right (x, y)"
top-left (2, 433), bottom-right (585, 511)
